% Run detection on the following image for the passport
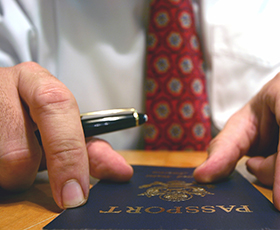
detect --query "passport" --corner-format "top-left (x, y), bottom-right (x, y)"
top-left (44, 165), bottom-right (280, 230)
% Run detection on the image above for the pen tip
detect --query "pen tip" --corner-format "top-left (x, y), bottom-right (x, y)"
top-left (144, 114), bottom-right (148, 122)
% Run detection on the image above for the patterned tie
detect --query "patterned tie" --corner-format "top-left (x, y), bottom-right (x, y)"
top-left (144, 0), bottom-right (211, 150)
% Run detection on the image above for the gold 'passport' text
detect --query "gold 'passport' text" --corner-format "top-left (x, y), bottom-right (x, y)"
top-left (99, 205), bottom-right (253, 214)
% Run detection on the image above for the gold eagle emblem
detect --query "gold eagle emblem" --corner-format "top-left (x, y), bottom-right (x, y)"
top-left (138, 180), bottom-right (213, 202)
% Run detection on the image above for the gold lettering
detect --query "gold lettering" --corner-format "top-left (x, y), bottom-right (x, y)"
top-left (151, 171), bottom-right (190, 175)
top-left (201, 206), bottom-right (216, 213)
top-left (100, 204), bottom-right (252, 215)
top-left (126, 206), bottom-right (143, 214)
top-left (186, 206), bottom-right (199, 213)
top-left (145, 206), bottom-right (165, 214)
top-left (216, 205), bottom-right (236, 213)
top-left (166, 206), bottom-right (182, 214)
top-left (146, 175), bottom-right (171, 178)
top-left (176, 175), bottom-right (193, 178)
top-left (99, 206), bottom-right (122, 213)
top-left (235, 205), bottom-right (253, 213)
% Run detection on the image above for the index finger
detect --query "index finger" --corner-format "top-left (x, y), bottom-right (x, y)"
top-left (193, 105), bottom-right (255, 183)
top-left (16, 62), bottom-right (89, 209)
top-left (194, 74), bottom-right (280, 183)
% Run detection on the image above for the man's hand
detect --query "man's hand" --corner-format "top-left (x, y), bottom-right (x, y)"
top-left (0, 62), bottom-right (133, 209)
top-left (194, 73), bottom-right (280, 210)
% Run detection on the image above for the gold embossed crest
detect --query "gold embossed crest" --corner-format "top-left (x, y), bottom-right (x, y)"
top-left (138, 181), bottom-right (213, 202)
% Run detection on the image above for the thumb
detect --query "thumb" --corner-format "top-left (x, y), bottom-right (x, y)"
top-left (87, 138), bottom-right (133, 182)
top-left (246, 154), bottom-right (276, 187)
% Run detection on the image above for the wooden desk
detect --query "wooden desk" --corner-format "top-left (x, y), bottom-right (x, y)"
top-left (0, 151), bottom-right (273, 230)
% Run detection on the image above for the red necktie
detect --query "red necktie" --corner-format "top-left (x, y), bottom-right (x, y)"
top-left (144, 0), bottom-right (211, 150)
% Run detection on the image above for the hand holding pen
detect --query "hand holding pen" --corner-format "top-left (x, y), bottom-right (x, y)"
top-left (0, 62), bottom-right (141, 210)
top-left (34, 107), bottom-right (147, 207)
top-left (36, 108), bottom-right (148, 144)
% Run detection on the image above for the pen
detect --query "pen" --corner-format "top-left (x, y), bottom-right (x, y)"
top-left (35, 108), bottom-right (148, 145)
top-left (81, 108), bottom-right (148, 137)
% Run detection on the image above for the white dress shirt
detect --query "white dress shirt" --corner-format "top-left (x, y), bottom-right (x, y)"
top-left (1, 0), bottom-right (280, 149)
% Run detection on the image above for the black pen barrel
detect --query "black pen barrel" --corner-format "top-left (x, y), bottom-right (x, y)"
top-left (82, 113), bottom-right (147, 137)
top-left (35, 113), bottom-right (147, 145)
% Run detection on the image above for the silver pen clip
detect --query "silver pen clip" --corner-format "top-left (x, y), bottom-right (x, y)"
top-left (80, 108), bottom-right (139, 125)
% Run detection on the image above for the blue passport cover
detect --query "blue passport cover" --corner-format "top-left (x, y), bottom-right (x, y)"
top-left (44, 165), bottom-right (280, 229)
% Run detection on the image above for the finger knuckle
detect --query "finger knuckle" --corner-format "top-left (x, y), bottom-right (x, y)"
top-left (31, 81), bottom-right (76, 115)
top-left (47, 139), bottom-right (85, 168)
top-left (17, 61), bottom-right (42, 71)
top-left (16, 62), bottom-right (76, 114)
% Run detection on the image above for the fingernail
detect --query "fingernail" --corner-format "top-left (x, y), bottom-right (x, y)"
top-left (62, 179), bottom-right (87, 208)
